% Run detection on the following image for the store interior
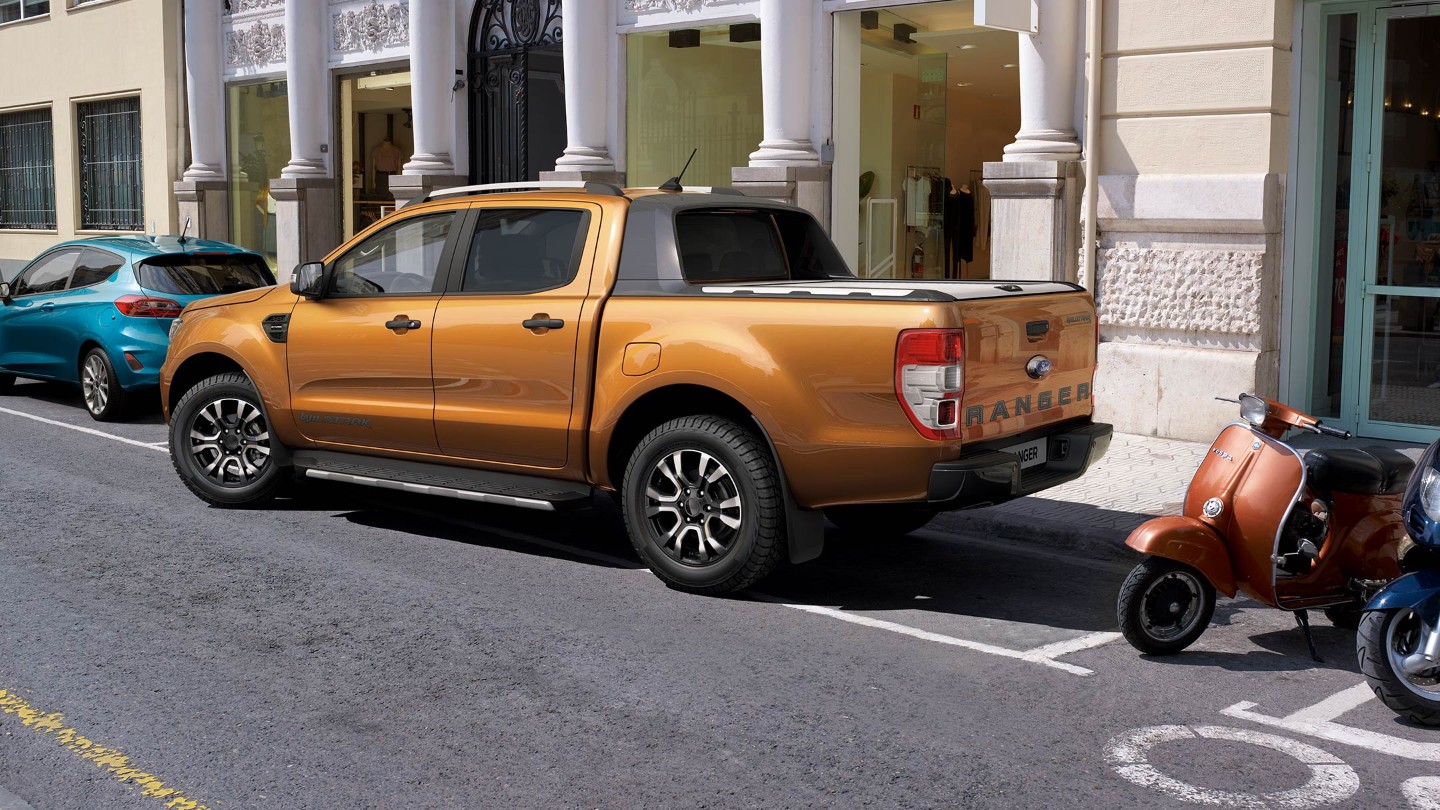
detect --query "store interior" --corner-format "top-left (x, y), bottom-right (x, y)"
top-left (844, 1), bottom-right (1020, 281)
top-left (339, 70), bottom-right (414, 241)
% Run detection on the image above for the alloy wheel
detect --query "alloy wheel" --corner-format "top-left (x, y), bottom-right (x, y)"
top-left (81, 354), bottom-right (109, 415)
top-left (1386, 608), bottom-right (1440, 701)
top-left (1141, 569), bottom-right (1205, 642)
top-left (643, 448), bottom-right (743, 566)
top-left (187, 397), bottom-right (272, 487)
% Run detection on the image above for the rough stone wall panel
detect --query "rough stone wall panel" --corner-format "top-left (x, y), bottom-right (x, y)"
top-left (1095, 246), bottom-right (1264, 338)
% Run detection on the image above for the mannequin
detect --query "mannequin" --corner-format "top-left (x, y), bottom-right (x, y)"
top-left (943, 179), bottom-right (975, 279)
top-left (370, 137), bottom-right (404, 196)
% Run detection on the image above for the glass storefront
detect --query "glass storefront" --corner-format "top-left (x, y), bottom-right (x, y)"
top-left (625, 24), bottom-right (763, 189)
top-left (1301, 1), bottom-right (1440, 440)
top-left (338, 70), bottom-right (414, 240)
top-left (835, 1), bottom-right (1017, 280)
top-left (226, 81), bottom-right (290, 270)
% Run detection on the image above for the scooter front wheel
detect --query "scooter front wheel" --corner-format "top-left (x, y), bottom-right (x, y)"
top-left (1358, 608), bottom-right (1440, 726)
top-left (1117, 556), bottom-right (1217, 655)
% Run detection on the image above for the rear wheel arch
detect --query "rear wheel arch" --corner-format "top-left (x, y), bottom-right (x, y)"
top-left (604, 384), bottom-right (777, 492)
top-left (76, 339), bottom-right (104, 381)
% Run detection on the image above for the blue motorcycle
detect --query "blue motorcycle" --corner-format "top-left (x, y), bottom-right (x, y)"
top-left (1359, 436), bottom-right (1440, 725)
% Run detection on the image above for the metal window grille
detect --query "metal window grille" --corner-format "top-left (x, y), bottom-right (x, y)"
top-left (77, 97), bottom-right (143, 231)
top-left (0, 109), bottom-right (56, 230)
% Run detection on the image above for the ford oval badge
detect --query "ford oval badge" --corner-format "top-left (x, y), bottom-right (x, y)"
top-left (1026, 356), bottom-right (1053, 380)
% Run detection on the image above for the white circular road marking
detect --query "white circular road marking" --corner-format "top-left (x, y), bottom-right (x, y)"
top-left (1105, 725), bottom-right (1359, 809)
top-left (1404, 776), bottom-right (1440, 810)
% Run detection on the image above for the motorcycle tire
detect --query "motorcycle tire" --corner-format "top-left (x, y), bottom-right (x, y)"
top-left (1117, 556), bottom-right (1216, 656)
top-left (1357, 608), bottom-right (1440, 726)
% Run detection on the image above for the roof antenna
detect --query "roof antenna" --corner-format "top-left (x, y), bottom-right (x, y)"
top-left (178, 215), bottom-right (192, 244)
top-left (659, 148), bottom-right (697, 192)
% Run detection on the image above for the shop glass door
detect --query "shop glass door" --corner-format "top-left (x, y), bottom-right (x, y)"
top-left (1354, 5), bottom-right (1440, 440)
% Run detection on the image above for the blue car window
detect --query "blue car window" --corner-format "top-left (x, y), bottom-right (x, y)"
top-left (13, 249), bottom-right (79, 296)
top-left (137, 254), bottom-right (274, 295)
top-left (70, 249), bottom-right (124, 289)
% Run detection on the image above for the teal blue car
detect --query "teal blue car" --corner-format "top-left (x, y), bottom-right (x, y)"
top-left (0, 236), bottom-right (274, 421)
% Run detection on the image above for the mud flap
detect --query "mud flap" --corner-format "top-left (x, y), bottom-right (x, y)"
top-left (752, 417), bottom-right (824, 565)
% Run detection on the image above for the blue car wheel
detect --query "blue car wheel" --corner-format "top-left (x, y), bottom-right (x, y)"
top-left (80, 347), bottom-right (129, 422)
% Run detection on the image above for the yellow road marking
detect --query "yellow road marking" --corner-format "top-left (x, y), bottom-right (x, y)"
top-left (0, 686), bottom-right (213, 810)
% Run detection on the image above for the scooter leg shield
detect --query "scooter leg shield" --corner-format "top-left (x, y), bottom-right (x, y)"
top-left (1125, 516), bottom-right (1238, 598)
top-left (1366, 569), bottom-right (1440, 613)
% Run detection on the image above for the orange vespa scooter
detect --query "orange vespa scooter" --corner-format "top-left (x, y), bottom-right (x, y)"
top-left (1117, 394), bottom-right (1415, 656)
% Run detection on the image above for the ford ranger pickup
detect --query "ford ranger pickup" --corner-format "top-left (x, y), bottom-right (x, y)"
top-left (160, 182), bottom-right (1112, 594)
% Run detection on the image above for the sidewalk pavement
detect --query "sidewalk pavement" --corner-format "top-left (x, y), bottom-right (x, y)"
top-left (934, 430), bottom-right (1431, 563)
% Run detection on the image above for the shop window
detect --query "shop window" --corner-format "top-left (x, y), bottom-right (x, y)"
top-left (227, 81), bottom-right (291, 268)
top-left (626, 24), bottom-right (763, 188)
top-left (0, 1), bottom-right (49, 24)
top-left (77, 97), bottom-right (143, 231)
top-left (0, 108), bottom-right (56, 230)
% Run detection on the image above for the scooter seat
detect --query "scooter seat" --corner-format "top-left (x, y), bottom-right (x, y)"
top-left (1304, 447), bottom-right (1415, 495)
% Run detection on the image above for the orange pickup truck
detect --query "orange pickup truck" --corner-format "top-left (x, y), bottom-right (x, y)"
top-left (160, 182), bottom-right (1111, 593)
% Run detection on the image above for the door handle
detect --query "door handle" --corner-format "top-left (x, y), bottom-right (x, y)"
top-left (522, 317), bottom-right (565, 331)
top-left (385, 317), bottom-right (421, 331)
top-left (39, 302), bottom-right (55, 312)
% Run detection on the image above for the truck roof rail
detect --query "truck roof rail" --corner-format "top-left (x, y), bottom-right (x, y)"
top-left (414, 180), bottom-right (626, 205)
top-left (631, 186), bottom-right (745, 196)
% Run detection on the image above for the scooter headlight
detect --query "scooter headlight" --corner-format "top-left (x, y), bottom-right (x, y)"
top-left (1239, 394), bottom-right (1269, 426)
top-left (1419, 467), bottom-right (1440, 522)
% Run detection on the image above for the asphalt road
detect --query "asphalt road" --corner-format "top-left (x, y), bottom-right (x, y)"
top-left (2, 379), bottom-right (1438, 810)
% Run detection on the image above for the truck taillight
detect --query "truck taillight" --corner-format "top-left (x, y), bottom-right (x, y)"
top-left (896, 328), bottom-right (965, 440)
top-left (114, 295), bottom-right (183, 318)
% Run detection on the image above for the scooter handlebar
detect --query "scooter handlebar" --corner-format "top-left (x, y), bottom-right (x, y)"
top-left (1313, 422), bottom-right (1352, 439)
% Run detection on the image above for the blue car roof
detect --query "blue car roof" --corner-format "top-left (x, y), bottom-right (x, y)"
top-left (58, 236), bottom-right (259, 259)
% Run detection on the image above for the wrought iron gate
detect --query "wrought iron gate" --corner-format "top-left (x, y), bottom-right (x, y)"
top-left (468, 0), bottom-right (564, 184)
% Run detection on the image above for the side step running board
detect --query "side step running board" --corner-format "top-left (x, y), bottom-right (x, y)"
top-left (293, 450), bottom-right (593, 512)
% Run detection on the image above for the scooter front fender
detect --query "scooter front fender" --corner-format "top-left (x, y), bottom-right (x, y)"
top-left (1125, 516), bottom-right (1237, 598)
top-left (1366, 569), bottom-right (1440, 613)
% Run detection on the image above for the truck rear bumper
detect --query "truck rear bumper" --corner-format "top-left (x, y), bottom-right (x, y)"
top-left (926, 422), bottom-right (1113, 509)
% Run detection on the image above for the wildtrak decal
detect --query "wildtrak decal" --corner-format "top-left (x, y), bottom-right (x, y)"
top-left (299, 412), bottom-right (372, 428)
top-left (965, 384), bottom-right (1091, 426)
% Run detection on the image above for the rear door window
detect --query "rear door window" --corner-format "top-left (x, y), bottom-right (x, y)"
top-left (137, 254), bottom-right (275, 295)
top-left (460, 208), bottom-right (589, 294)
top-left (675, 208), bottom-right (853, 284)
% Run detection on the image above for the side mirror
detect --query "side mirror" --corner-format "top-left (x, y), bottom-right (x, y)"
top-left (290, 262), bottom-right (328, 300)
top-left (0, 281), bottom-right (11, 305)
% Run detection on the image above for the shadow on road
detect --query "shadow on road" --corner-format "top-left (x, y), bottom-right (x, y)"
top-left (5, 379), bottom-right (165, 424)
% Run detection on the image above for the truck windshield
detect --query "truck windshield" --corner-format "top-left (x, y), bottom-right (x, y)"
top-left (676, 208), bottom-right (855, 284)
top-left (137, 254), bottom-right (275, 295)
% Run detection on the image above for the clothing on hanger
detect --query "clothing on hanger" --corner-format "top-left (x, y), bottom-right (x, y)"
top-left (903, 170), bottom-right (931, 228)
top-left (943, 178), bottom-right (975, 276)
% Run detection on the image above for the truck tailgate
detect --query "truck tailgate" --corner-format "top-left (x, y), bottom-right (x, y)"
top-left (956, 290), bottom-right (1097, 444)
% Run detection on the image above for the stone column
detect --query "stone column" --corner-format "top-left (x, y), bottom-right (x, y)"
top-left (274, 0), bottom-right (334, 280)
top-left (174, 0), bottom-right (228, 240)
top-left (982, 0), bottom-right (1084, 282)
top-left (1004, 0), bottom-right (1082, 162)
top-left (733, 0), bottom-right (829, 225)
top-left (394, 0), bottom-right (469, 208)
top-left (541, 0), bottom-right (623, 185)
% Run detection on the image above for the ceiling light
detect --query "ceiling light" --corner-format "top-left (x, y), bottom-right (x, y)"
top-left (1002, 63), bottom-right (1017, 68)
top-left (956, 82), bottom-right (973, 87)
top-left (958, 44), bottom-right (977, 50)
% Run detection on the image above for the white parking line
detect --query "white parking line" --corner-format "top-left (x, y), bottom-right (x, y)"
top-left (0, 406), bottom-right (167, 454)
top-left (1224, 682), bottom-right (1440, 762)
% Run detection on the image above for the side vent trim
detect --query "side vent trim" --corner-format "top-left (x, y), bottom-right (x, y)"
top-left (262, 313), bottom-right (291, 344)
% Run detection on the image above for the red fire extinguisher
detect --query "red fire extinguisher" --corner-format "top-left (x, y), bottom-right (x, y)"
top-left (911, 243), bottom-right (925, 278)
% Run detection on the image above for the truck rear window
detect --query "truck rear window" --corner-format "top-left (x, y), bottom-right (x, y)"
top-left (137, 254), bottom-right (275, 295)
top-left (676, 208), bottom-right (853, 284)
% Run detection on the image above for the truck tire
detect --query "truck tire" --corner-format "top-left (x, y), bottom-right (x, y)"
top-left (169, 372), bottom-right (288, 508)
top-left (622, 415), bottom-right (785, 595)
top-left (825, 505), bottom-right (938, 537)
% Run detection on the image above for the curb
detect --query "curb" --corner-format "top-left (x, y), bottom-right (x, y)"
top-left (927, 507), bottom-right (1146, 565)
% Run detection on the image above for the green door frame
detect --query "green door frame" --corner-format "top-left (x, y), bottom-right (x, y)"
top-left (1286, 0), bottom-right (1440, 442)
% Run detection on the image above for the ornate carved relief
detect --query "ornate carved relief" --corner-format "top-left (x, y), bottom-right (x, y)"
top-left (476, 0), bottom-right (562, 51)
top-left (1095, 247), bottom-right (1264, 338)
top-left (226, 21), bottom-right (287, 67)
top-left (626, 0), bottom-right (710, 12)
top-left (333, 0), bottom-right (410, 53)
top-left (224, 0), bottom-right (284, 15)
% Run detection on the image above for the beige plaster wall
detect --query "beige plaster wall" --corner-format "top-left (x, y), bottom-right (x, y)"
top-left (0, 0), bottom-right (183, 263)
top-left (1100, 0), bottom-right (1293, 176)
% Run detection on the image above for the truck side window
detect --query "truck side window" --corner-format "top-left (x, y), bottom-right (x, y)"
top-left (330, 213), bottom-right (455, 296)
top-left (461, 208), bottom-right (588, 294)
top-left (675, 210), bottom-right (788, 284)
